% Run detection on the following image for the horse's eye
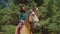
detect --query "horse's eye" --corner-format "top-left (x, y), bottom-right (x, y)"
top-left (32, 14), bottom-right (34, 16)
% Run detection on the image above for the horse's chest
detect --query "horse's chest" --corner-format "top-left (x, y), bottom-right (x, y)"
top-left (20, 25), bottom-right (31, 34)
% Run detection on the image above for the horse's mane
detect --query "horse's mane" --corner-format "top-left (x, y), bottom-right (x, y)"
top-left (24, 10), bottom-right (31, 23)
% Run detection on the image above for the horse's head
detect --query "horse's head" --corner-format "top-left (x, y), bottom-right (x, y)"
top-left (28, 9), bottom-right (40, 32)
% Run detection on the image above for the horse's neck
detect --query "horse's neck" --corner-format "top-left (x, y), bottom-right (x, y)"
top-left (20, 22), bottom-right (32, 34)
top-left (25, 21), bottom-right (31, 30)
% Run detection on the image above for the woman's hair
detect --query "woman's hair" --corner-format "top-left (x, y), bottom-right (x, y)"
top-left (20, 5), bottom-right (26, 13)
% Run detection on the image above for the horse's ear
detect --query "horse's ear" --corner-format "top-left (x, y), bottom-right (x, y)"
top-left (36, 8), bottom-right (38, 11)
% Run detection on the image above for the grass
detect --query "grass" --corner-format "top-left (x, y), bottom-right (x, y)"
top-left (1, 25), bottom-right (16, 34)
top-left (1, 25), bottom-right (41, 34)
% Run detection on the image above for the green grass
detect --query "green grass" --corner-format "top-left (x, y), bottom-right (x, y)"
top-left (1, 25), bottom-right (41, 34)
top-left (1, 25), bottom-right (16, 34)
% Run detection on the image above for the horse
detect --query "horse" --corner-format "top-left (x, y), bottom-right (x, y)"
top-left (15, 8), bottom-right (40, 34)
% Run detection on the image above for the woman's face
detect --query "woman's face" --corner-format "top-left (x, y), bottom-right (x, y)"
top-left (22, 7), bottom-right (26, 11)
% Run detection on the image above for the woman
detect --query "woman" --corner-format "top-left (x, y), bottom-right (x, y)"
top-left (19, 5), bottom-right (27, 24)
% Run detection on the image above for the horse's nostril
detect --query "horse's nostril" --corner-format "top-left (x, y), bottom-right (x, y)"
top-left (36, 23), bottom-right (40, 28)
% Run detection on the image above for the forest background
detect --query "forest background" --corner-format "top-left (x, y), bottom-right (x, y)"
top-left (0, 0), bottom-right (60, 34)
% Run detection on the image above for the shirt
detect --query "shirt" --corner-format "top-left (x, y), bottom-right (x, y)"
top-left (19, 13), bottom-right (28, 20)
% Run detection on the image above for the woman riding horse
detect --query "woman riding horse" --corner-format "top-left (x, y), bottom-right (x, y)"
top-left (15, 6), bottom-right (40, 34)
top-left (19, 5), bottom-right (28, 27)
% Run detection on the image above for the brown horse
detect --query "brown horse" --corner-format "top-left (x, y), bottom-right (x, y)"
top-left (15, 8), bottom-right (40, 34)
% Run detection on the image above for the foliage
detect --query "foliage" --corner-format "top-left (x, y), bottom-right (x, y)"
top-left (0, 0), bottom-right (60, 34)
top-left (0, 3), bottom-right (20, 25)
top-left (1, 25), bottom-right (15, 34)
